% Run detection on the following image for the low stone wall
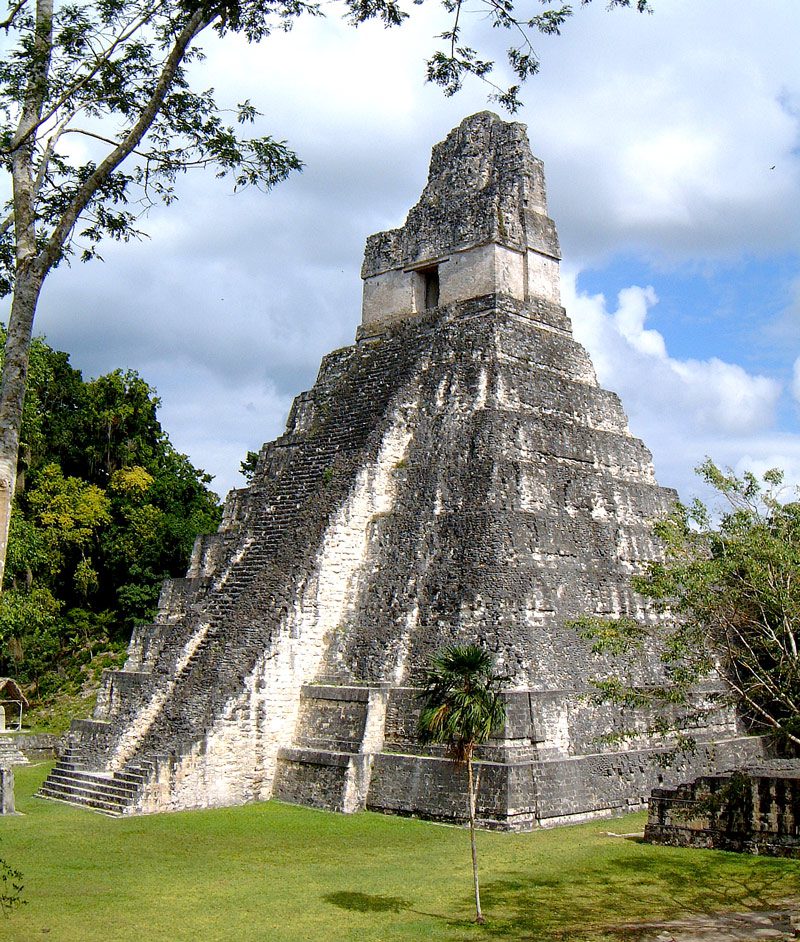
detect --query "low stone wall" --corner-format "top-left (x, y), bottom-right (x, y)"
top-left (13, 733), bottom-right (62, 759)
top-left (274, 749), bottom-right (353, 812)
top-left (368, 753), bottom-right (517, 828)
top-left (645, 765), bottom-right (800, 858)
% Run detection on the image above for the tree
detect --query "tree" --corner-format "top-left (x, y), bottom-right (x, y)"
top-left (0, 0), bottom-right (303, 590)
top-left (0, 852), bottom-right (24, 915)
top-left (0, 0), bottom-right (654, 589)
top-left (418, 643), bottom-right (506, 925)
top-left (574, 460), bottom-right (800, 752)
top-left (0, 332), bottom-right (220, 700)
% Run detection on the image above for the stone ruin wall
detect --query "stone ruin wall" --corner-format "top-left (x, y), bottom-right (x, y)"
top-left (37, 112), bottom-right (770, 826)
top-left (646, 765), bottom-right (800, 858)
top-left (361, 116), bottom-right (561, 329)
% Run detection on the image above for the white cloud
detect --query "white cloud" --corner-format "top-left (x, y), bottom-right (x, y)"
top-left (525, 1), bottom-right (800, 265)
top-left (562, 272), bottom-right (793, 499)
top-left (609, 287), bottom-right (667, 359)
top-left (565, 275), bottom-right (781, 433)
top-left (792, 357), bottom-right (800, 405)
top-left (149, 359), bottom-right (295, 497)
top-left (24, 0), bottom-right (800, 501)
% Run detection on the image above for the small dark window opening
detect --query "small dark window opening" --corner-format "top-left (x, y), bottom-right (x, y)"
top-left (423, 266), bottom-right (440, 309)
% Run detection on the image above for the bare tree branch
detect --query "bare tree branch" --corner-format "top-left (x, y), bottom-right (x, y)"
top-left (0, 0), bottom-right (28, 31)
top-left (43, 7), bottom-right (212, 271)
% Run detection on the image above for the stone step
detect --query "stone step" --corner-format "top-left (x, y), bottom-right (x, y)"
top-left (36, 783), bottom-right (126, 816)
top-left (124, 765), bottom-right (154, 781)
top-left (44, 768), bottom-right (140, 800)
top-left (295, 737), bottom-right (362, 753)
top-left (53, 321), bottom-right (417, 786)
top-left (0, 737), bottom-right (29, 766)
top-left (38, 769), bottom-right (129, 799)
top-left (60, 746), bottom-right (86, 759)
top-left (54, 759), bottom-right (90, 773)
top-left (41, 780), bottom-right (136, 810)
top-left (278, 746), bottom-right (353, 768)
top-left (37, 754), bottom-right (154, 815)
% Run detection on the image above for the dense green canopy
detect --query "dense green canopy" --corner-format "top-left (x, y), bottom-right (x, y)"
top-left (0, 330), bottom-right (221, 700)
top-left (574, 460), bottom-right (800, 752)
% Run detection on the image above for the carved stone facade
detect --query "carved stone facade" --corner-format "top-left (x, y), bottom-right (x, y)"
top-left (361, 115), bottom-right (561, 327)
top-left (39, 112), bottom-right (766, 825)
top-left (645, 764), bottom-right (800, 857)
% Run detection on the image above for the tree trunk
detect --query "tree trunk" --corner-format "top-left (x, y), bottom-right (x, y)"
top-left (467, 755), bottom-right (484, 924)
top-left (0, 0), bottom-right (210, 592)
top-left (0, 267), bottom-right (45, 589)
top-left (0, 0), bottom-right (54, 592)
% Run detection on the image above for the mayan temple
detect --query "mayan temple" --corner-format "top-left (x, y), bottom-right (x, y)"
top-left (39, 113), bottom-right (765, 827)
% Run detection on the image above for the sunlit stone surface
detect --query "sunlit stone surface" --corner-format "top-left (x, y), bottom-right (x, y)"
top-left (38, 113), bottom-right (766, 827)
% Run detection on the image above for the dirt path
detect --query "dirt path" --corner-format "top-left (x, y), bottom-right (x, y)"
top-left (614, 905), bottom-right (800, 941)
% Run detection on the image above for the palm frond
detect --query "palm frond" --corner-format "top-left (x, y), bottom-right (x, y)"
top-left (418, 643), bottom-right (506, 764)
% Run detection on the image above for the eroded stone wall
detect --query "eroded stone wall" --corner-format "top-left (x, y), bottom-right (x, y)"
top-left (39, 112), bottom-right (767, 827)
top-left (645, 766), bottom-right (800, 857)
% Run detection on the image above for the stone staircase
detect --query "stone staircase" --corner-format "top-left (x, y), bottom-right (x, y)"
top-left (36, 747), bottom-right (153, 816)
top-left (0, 736), bottom-right (29, 767)
top-left (37, 315), bottom-right (435, 813)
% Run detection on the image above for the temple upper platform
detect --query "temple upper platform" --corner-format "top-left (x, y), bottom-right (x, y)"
top-left (361, 112), bottom-right (562, 329)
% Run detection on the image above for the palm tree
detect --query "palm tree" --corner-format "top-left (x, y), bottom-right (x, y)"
top-left (418, 644), bottom-right (506, 925)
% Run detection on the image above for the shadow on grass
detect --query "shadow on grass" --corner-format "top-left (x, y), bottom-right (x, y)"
top-left (449, 848), bottom-right (800, 941)
top-left (324, 890), bottom-right (474, 932)
top-left (324, 891), bottom-right (413, 913)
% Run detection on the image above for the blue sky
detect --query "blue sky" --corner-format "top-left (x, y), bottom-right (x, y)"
top-left (23, 0), bottom-right (800, 504)
top-left (578, 255), bottom-right (797, 371)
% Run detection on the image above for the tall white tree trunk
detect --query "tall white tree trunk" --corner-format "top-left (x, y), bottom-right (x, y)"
top-left (467, 756), bottom-right (484, 924)
top-left (0, 270), bottom-right (45, 589)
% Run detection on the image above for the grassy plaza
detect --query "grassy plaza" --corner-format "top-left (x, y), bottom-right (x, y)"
top-left (1, 762), bottom-right (797, 941)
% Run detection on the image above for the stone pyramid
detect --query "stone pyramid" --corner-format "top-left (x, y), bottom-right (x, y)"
top-left (39, 113), bottom-right (764, 826)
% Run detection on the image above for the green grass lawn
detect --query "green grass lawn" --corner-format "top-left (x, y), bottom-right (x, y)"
top-left (1, 762), bottom-right (798, 942)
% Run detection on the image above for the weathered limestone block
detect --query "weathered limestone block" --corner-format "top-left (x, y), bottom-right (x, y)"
top-left (39, 112), bottom-right (768, 826)
top-left (645, 764), bottom-right (800, 857)
top-left (1, 767), bottom-right (14, 814)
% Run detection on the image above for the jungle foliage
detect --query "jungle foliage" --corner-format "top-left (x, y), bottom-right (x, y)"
top-left (0, 330), bottom-right (221, 702)
top-left (0, 851), bottom-right (24, 915)
top-left (574, 460), bottom-right (800, 752)
top-left (0, 0), bottom-right (653, 591)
